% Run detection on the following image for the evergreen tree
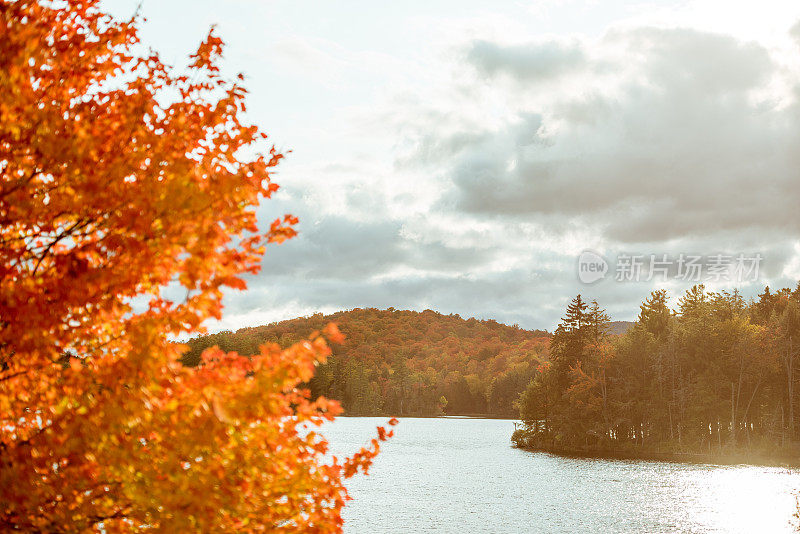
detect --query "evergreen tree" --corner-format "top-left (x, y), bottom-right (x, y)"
top-left (638, 290), bottom-right (671, 340)
top-left (551, 294), bottom-right (590, 386)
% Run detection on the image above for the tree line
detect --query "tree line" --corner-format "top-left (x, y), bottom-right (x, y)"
top-left (514, 285), bottom-right (800, 460)
top-left (183, 308), bottom-right (550, 417)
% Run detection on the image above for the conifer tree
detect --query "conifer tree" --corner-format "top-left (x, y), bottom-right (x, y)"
top-left (637, 290), bottom-right (671, 340)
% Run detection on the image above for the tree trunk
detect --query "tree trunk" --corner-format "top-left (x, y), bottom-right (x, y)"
top-left (730, 382), bottom-right (736, 445)
top-left (789, 337), bottom-right (795, 439)
top-left (740, 382), bottom-right (760, 449)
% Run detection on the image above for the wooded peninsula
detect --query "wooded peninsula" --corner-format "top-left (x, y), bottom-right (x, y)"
top-left (514, 284), bottom-right (800, 463)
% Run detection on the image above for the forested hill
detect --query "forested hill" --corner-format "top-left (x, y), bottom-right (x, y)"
top-left (182, 308), bottom-right (551, 417)
top-left (605, 321), bottom-right (635, 335)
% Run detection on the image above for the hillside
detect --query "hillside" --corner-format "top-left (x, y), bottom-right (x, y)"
top-left (182, 308), bottom-right (550, 417)
top-left (604, 321), bottom-right (635, 335)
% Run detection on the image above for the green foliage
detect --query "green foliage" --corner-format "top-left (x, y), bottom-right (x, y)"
top-left (516, 286), bottom-right (800, 458)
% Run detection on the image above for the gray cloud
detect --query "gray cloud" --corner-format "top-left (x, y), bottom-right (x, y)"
top-left (225, 265), bottom-right (607, 333)
top-left (257, 214), bottom-right (496, 281)
top-left (791, 20), bottom-right (800, 47)
top-left (467, 39), bottom-right (586, 81)
top-left (435, 27), bottom-right (800, 247)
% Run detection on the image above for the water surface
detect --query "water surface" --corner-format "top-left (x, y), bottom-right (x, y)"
top-left (324, 417), bottom-right (800, 533)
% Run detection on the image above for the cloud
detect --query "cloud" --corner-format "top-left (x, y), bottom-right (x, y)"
top-left (466, 39), bottom-right (586, 81)
top-left (223, 22), bottom-right (800, 331)
top-left (200, 11), bottom-right (800, 332)
top-left (420, 27), bottom-right (800, 251)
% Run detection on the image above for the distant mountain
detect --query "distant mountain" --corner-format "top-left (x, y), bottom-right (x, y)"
top-left (604, 320), bottom-right (635, 336)
top-left (182, 308), bottom-right (551, 417)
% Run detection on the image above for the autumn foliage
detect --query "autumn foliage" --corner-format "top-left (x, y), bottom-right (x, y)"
top-left (183, 308), bottom-right (551, 417)
top-left (0, 1), bottom-right (392, 531)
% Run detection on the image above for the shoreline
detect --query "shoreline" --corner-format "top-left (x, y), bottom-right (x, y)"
top-left (336, 416), bottom-right (800, 468)
top-left (338, 414), bottom-right (517, 420)
top-left (514, 444), bottom-right (800, 468)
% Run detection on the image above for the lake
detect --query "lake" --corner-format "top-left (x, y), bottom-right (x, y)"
top-left (324, 417), bottom-right (800, 533)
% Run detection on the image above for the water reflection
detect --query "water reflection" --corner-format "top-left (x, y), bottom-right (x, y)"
top-left (324, 417), bottom-right (800, 533)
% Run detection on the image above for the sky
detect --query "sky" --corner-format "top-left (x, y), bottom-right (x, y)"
top-left (103, 0), bottom-right (800, 332)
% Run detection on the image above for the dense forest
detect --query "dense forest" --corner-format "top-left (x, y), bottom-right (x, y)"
top-left (183, 308), bottom-right (550, 416)
top-left (183, 286), bottom-right (800, 459)
top-left (513, 285), bottom-right (800, 460)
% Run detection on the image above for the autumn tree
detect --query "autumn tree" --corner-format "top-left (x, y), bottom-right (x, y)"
top-left (213, 308), bottom-right (549, 417)
top-left (0, 2), bottom-right (394, 531)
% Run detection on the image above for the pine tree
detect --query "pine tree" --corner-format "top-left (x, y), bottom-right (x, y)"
top-left (678, 284), bottom-right (708, 318)
top-left (638, 290), bottom-right (671, 340)
top-left (562, 294), bottom-right (588, 332)
top-left (550, 295), bottom-right (590, 385)
top-left (586, 300), bottom-right (611, 343)
top-left (752, 286), bottom-right (775, 325)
